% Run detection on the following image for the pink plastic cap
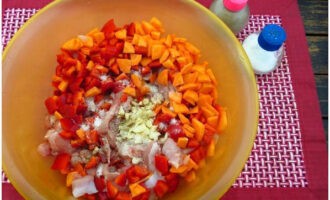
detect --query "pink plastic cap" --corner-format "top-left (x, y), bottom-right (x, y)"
top-left (223, 0), bottom-right (248, 12)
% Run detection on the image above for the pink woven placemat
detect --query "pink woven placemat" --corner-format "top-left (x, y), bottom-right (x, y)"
top-left (2, 8), bottom-right (308, 189)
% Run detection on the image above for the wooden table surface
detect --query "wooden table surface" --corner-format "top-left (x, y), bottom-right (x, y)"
top-left (298, 0), bottom-right (328, 143)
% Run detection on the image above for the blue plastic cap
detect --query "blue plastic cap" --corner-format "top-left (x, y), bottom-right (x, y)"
top-left (258, 24), bottom-right (287, 51)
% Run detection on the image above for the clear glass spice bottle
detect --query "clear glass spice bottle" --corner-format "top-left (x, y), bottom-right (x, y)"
top-left (209, 0), bottom-right (250, 34)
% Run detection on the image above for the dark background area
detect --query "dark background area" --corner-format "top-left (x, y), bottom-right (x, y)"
top-left (298, 0), bottom-right (328, 144)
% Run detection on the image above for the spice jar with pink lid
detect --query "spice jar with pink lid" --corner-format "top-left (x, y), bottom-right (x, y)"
top-left (209, 0), bottom-right (249, 34)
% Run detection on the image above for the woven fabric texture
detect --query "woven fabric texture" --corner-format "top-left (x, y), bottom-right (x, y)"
top-left (2, 9), bottom-right (308, 188)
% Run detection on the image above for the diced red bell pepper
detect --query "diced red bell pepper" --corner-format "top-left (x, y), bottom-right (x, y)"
top-left (60, 117), bottom-right (80, 132)
top-left (101, 19), bottom-right (116, 39)
top-left (97, 192), bottom-right (108, 200)
top-left (155, 155), bottom-right (169, 175)
top-left (167, 124), bottom-right (185, 141)
top-left (115, 192), bottom-right (132, 200)
top-left (148, 60), bottom-right (162, 68)
top-left (45, 96), bottom-right (58, 114)
top-left (101, 81), bottom-right (124, 94)
top-left (164, 173), bottom-right (180, 193)
top-left (126, 23), bottom-right (136, 36)
top-left (58, 104), bottom-right (76, 118)
top-left (134, 46), bottom-right (148, 55)
top-left (106, 181), bottom-right (118, 198)
top-left (84, 194), bottom-right (97, 200)
top-left (85, 130), bottom-right (99, 145)
top-left (132, 190), bottom-right (150, 200)
top-left (51, 153), bottom-right (71, 171)
top-left (154, 114), bottom-right (172, 125)
top-left (187, 138), bottom-right (200, 148)
top-left (85, 156), bottom-right (100, 169)
top-left (190, 146), bottom-right (206, 164)
top-left (153, 180), bottom-right (169, 198)
top-left (126, 166), bottom-right (149, 184)
top-left (94, 176), bottom-right (106, 192)
top-left (115, 172), bottom-right (127, 187)
top-left (59, 131), bottom-right (75, 139)
top-left (202, 130), bottom-right (214, 145)
top-left (141, 66), bottom-right (151, 75)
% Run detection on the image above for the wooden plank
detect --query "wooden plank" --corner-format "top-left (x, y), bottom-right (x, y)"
top-left (306, 36), bottom-right (328, 74)
top-left (322, 118), bottom-right (328, 144)
top-left (315, 75), bottom-right (328, 117)
top-left (297, 0), bottom-right (328, 35)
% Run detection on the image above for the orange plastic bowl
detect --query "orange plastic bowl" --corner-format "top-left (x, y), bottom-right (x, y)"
top-left (3, 0), bottom-right (258, 199)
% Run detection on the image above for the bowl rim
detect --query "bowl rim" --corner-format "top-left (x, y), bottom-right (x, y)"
top-left (2, 0), bottom-right (259, 199)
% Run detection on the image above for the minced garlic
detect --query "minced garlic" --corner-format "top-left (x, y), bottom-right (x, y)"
top-left (117, 97), bottom-right (161, 144)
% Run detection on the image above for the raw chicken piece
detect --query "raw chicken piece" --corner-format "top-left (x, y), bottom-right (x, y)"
top-left (162, 138), bottom-right (184, 168)
top-left (37, 142), bottom-right (51, 157)
top-left (72, 175), bottom-right (98, 198)
top-left (144, 142), bottom-right (161, 171)
top-left (45, 129), bottom-right (74, 155)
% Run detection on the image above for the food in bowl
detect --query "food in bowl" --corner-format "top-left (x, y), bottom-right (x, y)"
top-left (37, 17), bottom-right (227, 199)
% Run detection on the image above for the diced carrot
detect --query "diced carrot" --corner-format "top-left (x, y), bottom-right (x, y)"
top-left (164, 34), bottom-right (173, 47)
top-left (134, 22), bottom-right (145, 35)
top-left (197, 73), bottom-right (211, 83)
top-left (201, 106), bottom-right (216, 118)
top-left (54, 111), bottom-right (63, 120)
top-left (177, 137), bottom-right (188, 148)
top-left (131, 54), bottom-right (142, 66)
top-left (169, 91), bottom-right (182, 103)
top-left (141, 20), bottom-right (155, 34)
top-left (185, 42), bottom-right (200, 55)
top-left (178, 113), bottom-right (190, 124)
top-left (66, 171), bottom-right (79, 187)
top-left (58, 80), bottom-right (68, 92)
top-left (123, 86), bottom-right (136, 97)
top-left (172, 72), bottom-right (184, 87)
top-left (162, 58), bottom-right (175, 69)
top-left (178, 83), bottom-right (200, 92)
top-left (206, 68), bottom-right (218, 85)
top-left (183, 90), bottom-right (198, 105)
top-left (198, 94), bottom-right (213, 106)
top-left (200, 83), bottom-right (214, 93)
top-left (115, 29), bottom-right (127, 40)
top-left (169, 48), bottom-right (180, 58)
top-left (151, 31), bottom-right (161, 40)
top-left (184, 170), bottom-right (196, 182)
top-left (131, 74), bottom-right (143, 89)
top-left (192, 64), bottom-right (206, 74)
top-left (183, 128), bottom-right (194, 138)
top-left (140, 57), bottom-right (152, 66)
top-left (115, 173), bottom-right (127, 187)
top-left (183, 124), bottom-right (195, 133)
top-left (205, 124), bottom-right (217, 134)
top-left (187, 158), bottom-right (199, 170)
top-left (117, 59), bottom-right (132, 73)
top-left (62, 38), bottom-right (83, 51)
top-left (76, 129), bottom-right (86, 140)
top-left (170, 165), bottom-right (188, 174)
top-left (150, 17), bottom-right (163, 30)
top-left (159, 49), bottom-right (170, 63)
top-left (85, 156), bottom-right (99, 169)
top-left (157, 69), bottom-right (169, 85)
top-left (217, 108), bottom-right (227, 133)
top-left (180, 63), bottom-right (193, 74)
top-left (207, 139), bottom-right (216, 157)
top-left (189, 106), bottom-right (199, 114)
top-left (192, 118), bottom-right (205, 141)
top-left (151, 44), bottom-right (165, 60)
top-left (129, 183), bottom-right (147, 198)
top-left (85, 86), bottom-right (101, 97)
top-left (172, 102), bottom-right (189, 113)
top-left (161, 106), bottom-right (176, 118)
top-left (123, 41), bottom-right (135, 54)
top-left (183, 72), bottom-right (198, 84)
top-left (207, 116), bottom-right (219, 128)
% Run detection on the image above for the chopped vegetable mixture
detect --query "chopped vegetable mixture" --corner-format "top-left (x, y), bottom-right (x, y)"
top-left (38, 17), bottom-right (227, 200)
